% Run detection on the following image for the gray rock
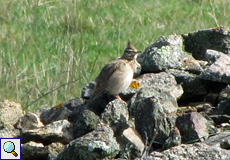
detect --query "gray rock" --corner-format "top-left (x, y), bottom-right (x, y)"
top-left (40, 105), bottom-right (71, 125)
top-left (204, 49), bottom-right (230, 63)
top-left (21, 141), bottom-right (65, 160)
top-left (0, 128), bottom-right (20, 138)
top-left (138, 34), bottom-right (189, 73)
top-left (204, 132), bottom-right (230, 147)
top-left (118, 127), bottom-right (145, 159)
top-left (69, 106), bottom-right (99, 139)
top-left (146, 142), bottom-right (230, 160)
top-left (21, 141), bottom-right (49, 160)
top-left (124, 72), bottom-right (183, 101)
top-left (63, 97), bottom-right (84, 111)
top-left (168, 69), bottom-right (207, 102)
top-left (200, 56), bottom-right (230, 83)
top-left (132, 87), bottom-right (178, 147)
top-left (210, 114), bottom-right (230, 125)
top-left (101, 99), bottom-right (129, 135)
top-left (182, 27), bottom-right (230, 60)
top-left (57, 123), bottom-right (120, 160)
top-left (15, 112), bottom-right (44, 130)
top-left (0, 99), bottom-right (25, 129)
top-left (216, 96), bottom-right (230, 115)
top-left (176, 112), bottom-right (216, 143)
top-left (21, 120), bottom-right (73, 145)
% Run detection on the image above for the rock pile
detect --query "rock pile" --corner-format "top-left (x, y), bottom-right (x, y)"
top-left (1, 27), bottom-right (230, 160)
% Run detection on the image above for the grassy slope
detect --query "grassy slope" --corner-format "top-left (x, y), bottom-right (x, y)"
top-left (0, 0), bottom-right (229, 111)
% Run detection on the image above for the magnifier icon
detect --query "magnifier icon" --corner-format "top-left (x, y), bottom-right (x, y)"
top-left (3, 141), bottom-right (18, 157)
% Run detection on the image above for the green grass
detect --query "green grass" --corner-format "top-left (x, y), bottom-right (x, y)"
top-left (0, 0), bottom-right (230, 111)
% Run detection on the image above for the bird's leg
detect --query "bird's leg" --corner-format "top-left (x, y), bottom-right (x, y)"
top-left (113, 94), bottom-right (126, 103)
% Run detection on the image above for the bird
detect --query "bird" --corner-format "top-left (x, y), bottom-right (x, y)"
top-left (88, 40), bottom-right (141, 103)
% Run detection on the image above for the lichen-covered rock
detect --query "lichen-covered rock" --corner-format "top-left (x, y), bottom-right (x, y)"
top-left (132, 87), bottom-right (178, 147)
top-left (138, 34), bottom-right (190, 73)
top-left (21, 120), bottom-right (73, 145)
top-left (68, 106), bottom-right (99, 139)
top-left (15, 112), bottom-right (44, 130)
top-left (0, 99), bottom-right (25, 128)
top-left (57, 123), bottom-right (120, 160)
top-left (0, 128), bottom-right (20, 138)
top-left (124, 72), bottom-right (183, 101)
top-left (117, 127), bottom-right (145, 159)
top-left (182, 27), bottom-right (230, 60)
top-left (146, 142), bottom-right (230, 160)
top-left (100, 99), bottom-right (129, 135)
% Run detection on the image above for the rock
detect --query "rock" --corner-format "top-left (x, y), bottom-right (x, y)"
top-left (200, 56), bottom-right (230, 83)
top-left (68, 106), bottom-right (99, 139)
top-left (124, 72), bottom-right (183, 101)
top-left (63, 97), bottom-right (84, 111)
top-left (0, 128), bottom-right (20, 138)
top-left (220, 138), bottom-right (230, 149)
top-left (162, 127), bottom-right (181, 150)
top-left (218, 85), bottom-right (230, 102)
top-left (176, 112), bottom-right (216, 143)
top-left (22, 141), bottom-right (49, 160)
top-left (117, 127), bottom-right (145, 159)
top-left (182, 26), bottom-right (230, 60)
top-left (40, 105), bottom-right (71, 125)
top-left (216, 96), bottom-right (230, 115)
top-left (138, 34), bottom-right (190, 73)
top-left (47, 142), bottom-right (65, 159)
top-left (146, 142), bottom-right (230, 160)
top-left (132, 87), bottom-right (178, 147)
top-left (101, 99), bottom-right (129, 135)
top-left (168, 69), bottom-right (226, 105)
top-left (204, 132), bottom-right (230, 147)
top-left (15, 112), bottom-right (44, 130)
top-left (21, 120), bottom-right (73, 145)
top-left (57, 122), bottom-right (120, 160)
top-left (204, 49), bottom-right (230, 63)
top-left (0, 99), bottom-right (25, 128)
top-left (210, 114), bottom-right (230, 125)
top-left (21, 141), bottom-right (65, 160)
top-left (168, 69), bottom-right (207, 103)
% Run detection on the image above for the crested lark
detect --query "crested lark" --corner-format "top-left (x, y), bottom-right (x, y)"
top-left (88, 40), bottom-right (141, 103)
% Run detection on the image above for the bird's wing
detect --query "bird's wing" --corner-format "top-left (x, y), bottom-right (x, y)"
top-left (88, 59), bottom-right (127, 102)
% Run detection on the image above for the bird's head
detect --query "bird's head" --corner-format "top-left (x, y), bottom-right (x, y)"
top-left (121, 40), bottom-right (141, 60)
